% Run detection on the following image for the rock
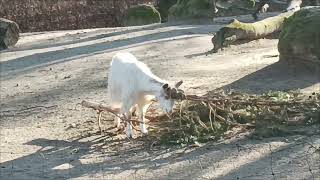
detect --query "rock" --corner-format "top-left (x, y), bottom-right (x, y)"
top-left (157, 0), bottom-right (178, 22)
top-left (168, 0), bottom-right (214, 21)
top-left (0, 18), bottom-right (20, 50)
top-left (278, 6), bottom-right (320, 67)
top-left (168, 0), bottom-right (259, 21)
top-left (215, 0), bottom-right (257, 17)
top-left (124, 4), bottom-right (161, 26)
top-left (70, 123), bottom-right (77, 128)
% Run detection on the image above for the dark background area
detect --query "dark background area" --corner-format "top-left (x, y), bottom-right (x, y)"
top-left (0, 0), bottom-right (156, 32)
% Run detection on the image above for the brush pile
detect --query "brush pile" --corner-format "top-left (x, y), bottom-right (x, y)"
top-left (150, 90), bottom-right (320, 145)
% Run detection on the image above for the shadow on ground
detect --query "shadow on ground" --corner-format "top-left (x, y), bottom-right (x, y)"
top-left (1, 129), bottom-right (319, 179)
top-left (222, 61), bottom-right (320, 94)
top-left (0, 25), bottom-right (214, 78)
top-left (4, 23), bottom-right (168, 53)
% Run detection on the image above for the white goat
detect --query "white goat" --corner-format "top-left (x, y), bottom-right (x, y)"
top-left (107, 52), bottom-right (184, 137)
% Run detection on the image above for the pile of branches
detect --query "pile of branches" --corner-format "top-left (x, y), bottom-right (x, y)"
top-left (155, 90), bottom-right (319, 145)
top-left (82, 90), bottom-right (319, 145)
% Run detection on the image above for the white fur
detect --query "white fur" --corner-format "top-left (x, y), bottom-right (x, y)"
top-left (107, 52), bottom-right (175, 137)
top-left (286, 0), bottom-right (301, 12)
top-left (260, 4), bottom-right (269, 13)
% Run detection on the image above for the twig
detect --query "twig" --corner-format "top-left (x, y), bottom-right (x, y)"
top-left (81, 100), bottom-right (144, 124)
top-left (208, 103), bottom-right (214, 131)
top-left (197, 116), bottom-right (209, 131)
top-left (97, 110), bottom-right (103, 134)
top-left (82, 100), bottom-right (144, 133)
top-left (208, 102), bottom-right (234, 126)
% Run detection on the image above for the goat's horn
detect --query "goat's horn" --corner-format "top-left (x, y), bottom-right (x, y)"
top-left (162, 83), bottom-right (169, 89)
top-left (175, 80), bottom-right (183, 88)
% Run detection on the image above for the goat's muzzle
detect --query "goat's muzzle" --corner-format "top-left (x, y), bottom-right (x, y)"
top-left (169, 88), bottom-right (186, 100)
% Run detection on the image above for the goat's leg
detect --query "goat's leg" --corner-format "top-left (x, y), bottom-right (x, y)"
top-left (114, 116), bottom-right (121, 128)
top-left (124, 111), bottom-right (133, 138)
top-left (138, 102), bottom-right (152, 134)
top-left (121, 99), bottom-right (135, 138)
top-left (113, 106), bottom-right (135, 129)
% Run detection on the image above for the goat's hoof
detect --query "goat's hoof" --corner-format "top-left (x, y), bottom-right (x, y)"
top-left (126, 130), bottom-right (134, 138)
top-left (126, 133), bottom-right (133, 139)
top-left (140, 126), bottom-right (148, 134)
top-left (113, 122), bottom-right (121, 128)
top-left (114, 124), bottom-right (123, 131)
top-left (141, 129), bottom-right (148, 135)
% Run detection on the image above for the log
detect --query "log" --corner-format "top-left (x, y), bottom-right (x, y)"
top-left (0, 18), bottom-right (20, 50)
top-left (207, 10), bottom-right (295, 53)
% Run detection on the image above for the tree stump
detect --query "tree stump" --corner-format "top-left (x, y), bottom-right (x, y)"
top-left (0, 18), bottom-right (20, 50)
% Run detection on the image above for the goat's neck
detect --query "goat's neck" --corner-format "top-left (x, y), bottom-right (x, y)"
top-left (142, 78), bottom-right (165, 95)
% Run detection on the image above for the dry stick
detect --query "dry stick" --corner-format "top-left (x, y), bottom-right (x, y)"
top-left (179, 101), bottom-right (184, 129)
top-left (208, 105), bottom-right (214, 131)
top-left (208, 103), bottom-right (228, 123)
top-left (208, 102), bottom-right (244, 127)
top-left (97, 110), bottom-right (103, 134)
top-left (206, 101), bottom-right (218, 131)
top-left (82, 100), bottom-right (143, 124)
top-left (82, 100), bottom-right (157, 133)
top-left (197, 116), bottom-right (210, 130)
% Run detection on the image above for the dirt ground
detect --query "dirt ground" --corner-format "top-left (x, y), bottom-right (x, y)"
top-left (0, 13), bottom-right (319, 180)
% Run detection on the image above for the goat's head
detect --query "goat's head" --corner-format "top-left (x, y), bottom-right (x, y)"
top-left (157, 80), bottom-right (185, 113)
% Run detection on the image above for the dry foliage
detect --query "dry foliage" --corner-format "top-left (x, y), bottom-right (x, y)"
top-left (148, 90), bottom-right (320, 145)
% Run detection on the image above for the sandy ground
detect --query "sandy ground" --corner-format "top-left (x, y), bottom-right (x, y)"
top-left (0, 13), bottom-right (319, 180)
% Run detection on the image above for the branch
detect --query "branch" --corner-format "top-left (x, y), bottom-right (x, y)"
top-left (81, 100), bottom-right (145, 124)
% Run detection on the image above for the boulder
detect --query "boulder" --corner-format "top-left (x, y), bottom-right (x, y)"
top-left (168, 0), bottom-right (214, 21)
top-left (157, 0), bottom-right (178, 22)
top-left (0, 18), bottom-right (20, 50)
top-left (124, 4), bottom-right (161, 26)
top-left (168, 0), bottom-right (260, 21)
top-left (215, 0), bottom-right (257, 17)
top-left (278, 6), bottom-right (320, 66)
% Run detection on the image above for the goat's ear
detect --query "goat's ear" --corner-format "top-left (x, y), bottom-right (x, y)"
top-left (162, 83), bottom-right (169, 89)
top-left (175, 80), bottom-right (183, 88)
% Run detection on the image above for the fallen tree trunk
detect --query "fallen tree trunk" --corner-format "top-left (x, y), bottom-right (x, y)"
top-left (208, 10), bottom-right (295, 53)
top-left (0, 18), bottom-right (20, 50)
